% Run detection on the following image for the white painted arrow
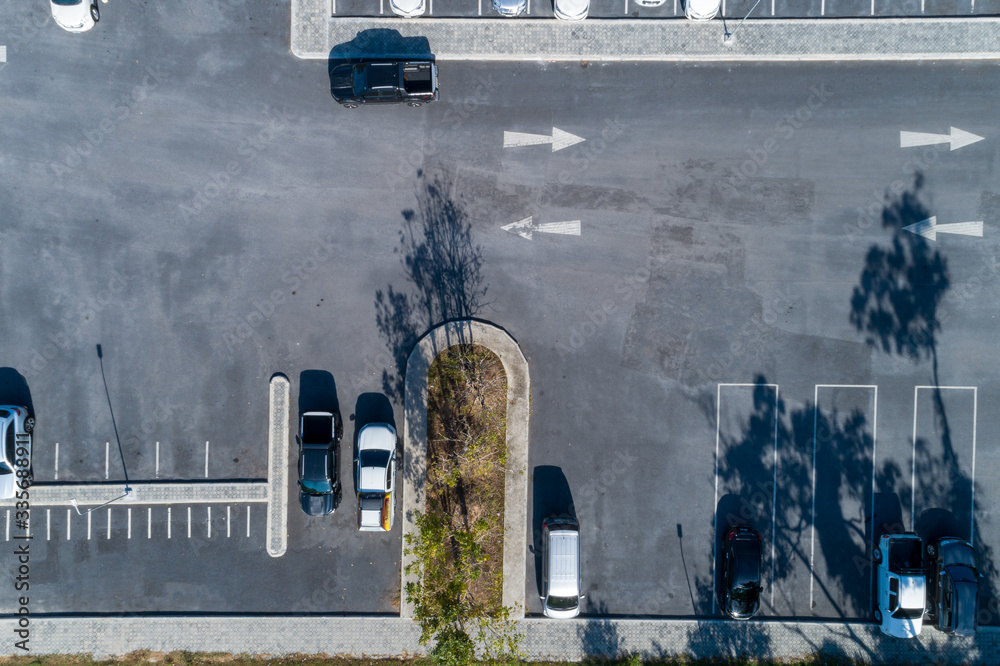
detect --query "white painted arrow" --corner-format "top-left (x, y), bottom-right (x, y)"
top-left (503, 127), bottom-right (585, 152)
top-left (900, 127), bottom-right (984, 151)
top-left (903, 216), bottom-right (983, 241)
top-left (501, 216), bottom-right (581, 240)
top-left (0, 46), bottom-right (6, 63)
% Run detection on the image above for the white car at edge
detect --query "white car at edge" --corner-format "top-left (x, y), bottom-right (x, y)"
top-left (0, 406), bottom-right (33, 499)
top-left (685, 0), bottom-right (721, 20)
top-left (51, 0), bottom-right (100, 33)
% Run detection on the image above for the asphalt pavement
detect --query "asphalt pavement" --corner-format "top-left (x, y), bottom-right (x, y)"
top-left (1, 0), bottom-right (999, 633)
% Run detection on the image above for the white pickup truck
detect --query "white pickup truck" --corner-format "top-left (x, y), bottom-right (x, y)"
top-left (355, 423), bottom-right (397, 532)
top-left (873, 532), bottom-right (926, 638)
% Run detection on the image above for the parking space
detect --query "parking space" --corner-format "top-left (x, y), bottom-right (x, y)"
top-left (911, 386), bottom-right (977, 542)
top-left (808, 385), bottom-right (877, 619)
top-left (330, 0), bottom-right (996, 18)
top-left (713, 383), bottom-right (779, 616)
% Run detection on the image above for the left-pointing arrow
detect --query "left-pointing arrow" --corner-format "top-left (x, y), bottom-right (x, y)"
top-left (501, 217), bottom-right (582, 240)
top-left (903, 216), bottom-right (983, 241)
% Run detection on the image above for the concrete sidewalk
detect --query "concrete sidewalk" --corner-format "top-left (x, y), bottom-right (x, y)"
top-left (292, 8), bottom-right (1000, 61)
top-left (3, 616), bottom-right (996, 663)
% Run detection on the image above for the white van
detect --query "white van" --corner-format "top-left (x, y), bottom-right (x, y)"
top-left (540, 516), bottom-right (583, 618)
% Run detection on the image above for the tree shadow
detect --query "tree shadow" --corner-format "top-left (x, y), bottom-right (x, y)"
top-left (576, 601), bottom-right (622, 658)
top-left (374, 169), bottom-right (491, 403)
top-left (848, 173), bottom-right (996, 627)
top-left (701, 377), bottom-right (906, 620)
top-left (328, 29), bottom-right (433, 62)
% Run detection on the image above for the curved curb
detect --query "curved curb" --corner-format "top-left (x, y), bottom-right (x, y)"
top-left (401, 320), bottom-right (530, 619)
top-left (267, 373), bottom-right (290, 558)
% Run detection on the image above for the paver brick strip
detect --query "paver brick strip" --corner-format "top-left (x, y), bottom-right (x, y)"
top-left (292, 15), bottom-right (1000, 61)
top-left (402, 320), bottom-right (530, 619)
top-left (2, 617), bottom-right (997, 661)
top-left (267, 373), bottom-right (290, 558)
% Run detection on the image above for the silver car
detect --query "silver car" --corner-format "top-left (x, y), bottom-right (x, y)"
top-left (493, 0), bottom-right (527, 16)
top-left (554, 0), bottom-right (589, 20)
top-left (685, 0), bottom-right (721, 20)
top-left (0, 406), bottom-right (33, 500)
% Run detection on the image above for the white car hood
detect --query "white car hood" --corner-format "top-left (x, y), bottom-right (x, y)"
top-left (0, 473), bottom-right (16, 501)
top-left (390, 0), bottom-right (425, 17)
top-left (685, 0), bottom-right (720, 19)
top-left (555, 0), bottom-right (589, 19)
top-left (52, 2), bottom-right (92, 31)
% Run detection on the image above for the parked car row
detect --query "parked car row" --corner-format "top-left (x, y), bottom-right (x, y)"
top-left (295, 409), bottom-right (397, 532)
top-left (874, 532), bottom-right (981, 638)
top-left (387, 0), bottom-right (722, 20)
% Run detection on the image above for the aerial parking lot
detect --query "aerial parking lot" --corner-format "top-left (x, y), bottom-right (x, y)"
top-left (2, 0), bottom-right (1000, 660)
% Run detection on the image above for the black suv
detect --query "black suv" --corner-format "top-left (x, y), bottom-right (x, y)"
top-left (297, 411), bottom-right (343, 516)
top-left (926, 537), bottom-right (980, 637)
top-left (330, 61), bottom-right (438, 108)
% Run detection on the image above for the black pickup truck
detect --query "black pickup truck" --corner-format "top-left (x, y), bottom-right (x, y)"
top-left (330, 61), bottom-right (438, 108)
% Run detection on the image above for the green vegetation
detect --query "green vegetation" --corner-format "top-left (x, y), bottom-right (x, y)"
top-left (404, 344), bottom-right (521, 665)
top-left (0, 653), bottom-right (904, 666)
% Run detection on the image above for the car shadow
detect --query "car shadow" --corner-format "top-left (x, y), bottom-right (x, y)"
top-left (328, 30), bottom-right (434, 98)
top-left (530, 465), bottom-right (576, 600)
top-left (0, 368), bottom-right (33, 416)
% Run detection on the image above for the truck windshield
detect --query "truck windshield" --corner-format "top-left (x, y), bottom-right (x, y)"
top-left (547, 595), bottom-right (579, 611)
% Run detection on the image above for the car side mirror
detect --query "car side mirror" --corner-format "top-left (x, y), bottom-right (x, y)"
top-left (295, 435), bottom-right (302, 445)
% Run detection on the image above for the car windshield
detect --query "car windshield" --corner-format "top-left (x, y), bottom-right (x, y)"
top-left (547, 595), bottom-right (579, 610)
top-left (352, 65), bottom-right (367, 96)
top-left (4, 423), bottom-right (15, 464)
top-left (892, 607), bottom-right (924, 620)
top-left (52, 0), bottom-right (83, 4)
top-left (731, 581), bottom-right (761, 602)
top-left (359, 449), bottom-right (391, 469)
top-left (301, 477), bottom-right (333, 494)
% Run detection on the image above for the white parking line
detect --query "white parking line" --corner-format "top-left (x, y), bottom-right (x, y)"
top-left (380, 0), bottom-right (383, 15)
top-left (127, 508), bottom-right (132, 539)
top-left (105, 442), bottom-right (110, 479)
top-left (921, 0), bottom-right (925, 12)
top-left (331, 0), bottom-right (336, 14)
top-left (624, 0), bottom-right (628, 14)
top-left (821, 0), bottom-right (825, 16)
top-left (54, 442), bottom-right (59, 480)
top-left (5, 510), bottom-right (9, 541)
top-left (167, 507), bottom-right (171, 539)
top-left (187, 506), bottom-right (191, 538)
top-left (0, 46), bottom-right (6, 63)
top-left (247, 506), bottom-right (250, 537)
top-left (204, 441), bottom-right (210, 478)
top-left (771, 0), bottom-right (774, 15)
top-left (478, 0), bottom-right (482, 15)
top-left (87, 511), bottom-right (91, 540)
top-left (809, 385), bottom-right (878, 612)
top-left (430, 0), bottom-right (433, 14)
top-left (207, 506), bottom-right (212, 538)
top-left (148, 507), bottom-right (152, 539)
top-left (155, 441), bottom-right (159, 478)
top-left (66, 509), bottom-right (71, 540)
top-left (713, 383), bottom-right (779, 614)
top-left (871, 0), bottom-right (875, 16)
top-left (106, 508), bottom-right (111, 539)
top-left (227, 506), bottom-right (231, 538)
top-left (47, 509), bottom-right (51, 541)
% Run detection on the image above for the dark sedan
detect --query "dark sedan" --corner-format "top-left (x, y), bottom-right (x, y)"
top-left (297, 411), bottom-right (343, 516)
top-left (720, 524), bottom-right (763, 619)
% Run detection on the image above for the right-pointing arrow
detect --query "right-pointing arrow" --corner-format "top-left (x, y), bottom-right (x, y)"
top-left (899, 126), bottom-right (985, 151)
top-left (903, 216), bottom-right (983, 241)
